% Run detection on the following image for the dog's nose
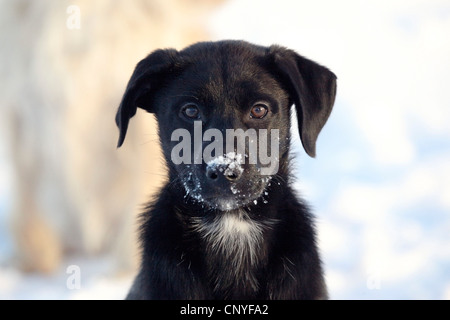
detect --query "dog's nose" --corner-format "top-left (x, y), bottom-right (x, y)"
top-left (224, 170), bottom-right (240, 181)
top-left (206, 166), bottom-right (219, 181)
top-left (205, 165), bottom-right (242, 182)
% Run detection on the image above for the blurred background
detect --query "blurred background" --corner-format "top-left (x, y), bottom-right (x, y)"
top-left (0, 0), bottom-right (449, 299)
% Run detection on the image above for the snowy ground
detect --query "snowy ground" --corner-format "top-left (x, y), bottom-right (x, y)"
top-left (0, 255), bottom-right (133, 300)
top-left (1, 0), bottom-right (450, 299)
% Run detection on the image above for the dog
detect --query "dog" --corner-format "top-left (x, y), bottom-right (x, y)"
top-left (116, 40), bottom-right (337, 299)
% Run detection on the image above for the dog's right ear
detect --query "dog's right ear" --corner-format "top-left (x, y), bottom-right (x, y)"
top-left (115, 49), bottom-right (178, 148)
top-left (269, 46), bottom-right (337, 158)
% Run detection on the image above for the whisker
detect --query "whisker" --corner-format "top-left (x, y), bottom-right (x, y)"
top-left (272, 173), bottom-right (287, 185)
top-left (143, 171), bottom-right (167, 178)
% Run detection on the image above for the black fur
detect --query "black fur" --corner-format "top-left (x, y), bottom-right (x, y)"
top-left (116, 40), bottom-right (337, 299)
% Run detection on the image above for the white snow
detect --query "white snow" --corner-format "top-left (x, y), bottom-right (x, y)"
top-left (0, 256), bottom-right (134, 300)
top-left (206, 152), bottom-right (244, 177)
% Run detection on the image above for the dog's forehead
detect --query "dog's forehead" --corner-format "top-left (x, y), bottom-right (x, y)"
top-left (171, 43), bottom-right (283, 108)
top-left (182, 50), bottom-right (264, 84)
top-left (180, 41), bottom-right (266, 70)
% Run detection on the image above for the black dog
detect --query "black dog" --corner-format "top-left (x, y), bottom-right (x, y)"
top-left (116, 40), bottom-right (336, 299)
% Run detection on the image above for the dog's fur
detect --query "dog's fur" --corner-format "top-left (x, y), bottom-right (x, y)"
top-left (116, 40), bottom-right (337, 299)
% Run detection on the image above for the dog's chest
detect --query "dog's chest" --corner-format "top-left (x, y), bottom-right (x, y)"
top-left (191, 212), bottom-right (267, 298)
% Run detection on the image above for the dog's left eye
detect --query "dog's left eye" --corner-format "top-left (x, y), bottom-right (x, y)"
top-left (250, 104), bottom-right (269, 119)
top-left (181, 104), bottom-right (200, 120)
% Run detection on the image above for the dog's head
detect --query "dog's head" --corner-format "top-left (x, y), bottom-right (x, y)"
top-left (116, 41), bottom-right (336, 211)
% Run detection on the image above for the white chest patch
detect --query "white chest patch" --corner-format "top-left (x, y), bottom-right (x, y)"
top-left (191, 211), bottom-right (276, 269)
top-left (192, 212), bottom-right (265, 293)
top-left (190, 211), bottom-right (279, 296)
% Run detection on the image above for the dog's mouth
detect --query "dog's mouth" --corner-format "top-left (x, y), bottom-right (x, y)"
top-left (202, 192), bottom-right (268, 211)
top-left (190, 186), bottom-right (270, 211)
top-left (203, 197), bottom-right (245, 211)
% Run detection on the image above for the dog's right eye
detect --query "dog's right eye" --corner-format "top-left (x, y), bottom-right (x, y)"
top-left (250, 103), bottom-right (269, 119)
top-left (180, 104), bottom-right (200, 120)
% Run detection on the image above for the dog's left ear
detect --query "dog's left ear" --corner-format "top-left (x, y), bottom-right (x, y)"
top-left (115, 49), bottom-right (178, 148)
top-left (270, 46), bottom-right (337, 157)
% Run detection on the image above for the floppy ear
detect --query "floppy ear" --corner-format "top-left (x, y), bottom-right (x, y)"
top-left (115, 49), bottom-right (178, 148)
top-left (270, 46), bottom-right (337, 157)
